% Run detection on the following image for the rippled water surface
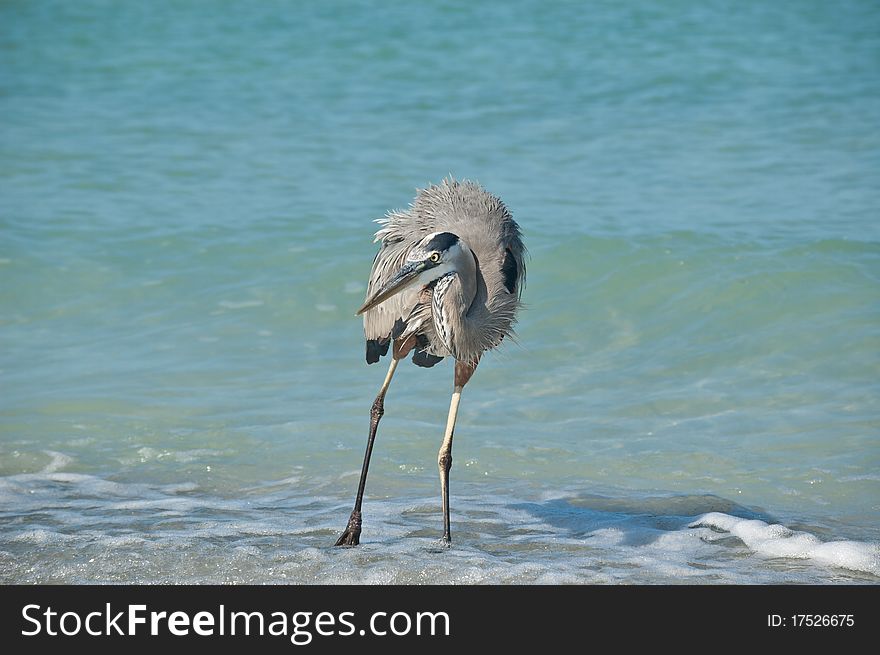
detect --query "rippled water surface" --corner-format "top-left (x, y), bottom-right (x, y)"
top-left (1, 0), bottom-right (878, 583)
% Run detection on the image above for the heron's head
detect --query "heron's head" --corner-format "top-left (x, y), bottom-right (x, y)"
top-left (356, 231), bottom-right (470, 315)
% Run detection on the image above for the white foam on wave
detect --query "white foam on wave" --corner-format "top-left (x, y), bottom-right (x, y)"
top-left (1, 466), bottom-right (877, 584)
top-left (9, 529), bottom-right (78, 545)
top-left (105, 497), bottom-right (208, 512)
top-left (134, 446), bottom-right (226, 464)
top-left (40, 450), bottom-right (73, 474)
top-left (690, 512), bottom-right (880, 576)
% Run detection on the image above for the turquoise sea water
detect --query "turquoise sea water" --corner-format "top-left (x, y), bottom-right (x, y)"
top-left (1, 0), bottom-right (879, 583)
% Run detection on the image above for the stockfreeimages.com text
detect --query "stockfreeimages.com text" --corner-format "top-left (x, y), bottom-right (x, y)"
top-left (22, 603), bottom-right (450, 645)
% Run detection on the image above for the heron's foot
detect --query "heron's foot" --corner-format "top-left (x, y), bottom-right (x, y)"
top-left (426, 535), bottom-right (452, 553)
top-left (334, 529), bottom-right (360, 547)
top-left (334, 510), bottom-right (362, 547)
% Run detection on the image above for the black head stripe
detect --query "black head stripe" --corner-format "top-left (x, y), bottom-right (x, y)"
top-left (424, 232), bottom-right (459, 253)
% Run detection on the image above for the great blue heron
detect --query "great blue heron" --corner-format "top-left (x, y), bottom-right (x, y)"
top-left (335, 178), bottom-right (526, 546)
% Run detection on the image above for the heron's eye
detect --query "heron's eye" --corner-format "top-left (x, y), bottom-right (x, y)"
top-left (429, 252), bottom-right (441, 264)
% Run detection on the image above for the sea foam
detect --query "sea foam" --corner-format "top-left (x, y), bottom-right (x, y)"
top-left (690, 512), bottom-right (880, 576)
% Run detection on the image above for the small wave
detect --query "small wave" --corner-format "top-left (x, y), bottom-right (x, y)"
top-left (40, 450), bottom-right (73, 474)
top-left (1, 471), bottom-right (877, 584)
top-left (9, 529), bottom-right (78, 545)
top-left (217, 299), bottom-right (264, 309)
top-left (134, 447), bottom-right (226, 464)
top-left (690, 512), bottom-right (880, 575)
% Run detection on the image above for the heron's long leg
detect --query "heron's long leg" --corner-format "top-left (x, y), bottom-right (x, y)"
top-left (334, 355), bottom-right (399, 547)
top-left (437, 359), bottom-right (478, 545)
top-left (437, 387), bottom-right (461, 544)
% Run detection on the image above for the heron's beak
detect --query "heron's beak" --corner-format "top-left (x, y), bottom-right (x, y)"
top-left (356, 260), bottom-right (427, 315)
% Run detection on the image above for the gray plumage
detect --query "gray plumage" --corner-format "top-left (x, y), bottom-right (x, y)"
top-left (361, 177), bottom-right (526, 367)
top-left (334, 177), bottom-right (526, 547)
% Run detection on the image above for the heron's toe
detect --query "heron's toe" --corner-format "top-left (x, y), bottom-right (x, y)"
top-left (334, 529), bottom-right (360, 547)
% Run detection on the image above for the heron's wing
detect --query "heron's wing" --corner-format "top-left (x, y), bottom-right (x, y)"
top-left (361, 208), bottom-right (435, 364)
top-left (362, 237), bottom-right (412, 344)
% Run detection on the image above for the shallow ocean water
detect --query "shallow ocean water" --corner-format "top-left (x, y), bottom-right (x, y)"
top-left (1, 0), bottom-right (878, 583)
